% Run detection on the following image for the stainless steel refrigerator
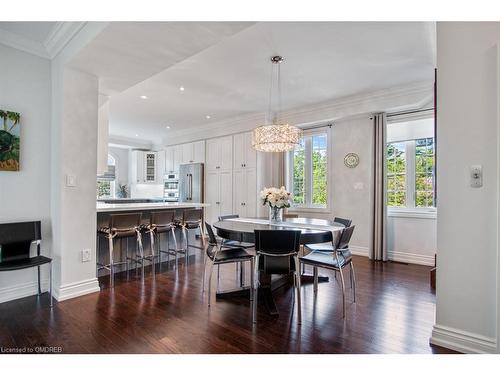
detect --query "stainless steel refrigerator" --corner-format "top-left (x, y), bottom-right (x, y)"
top-left (179, 163), bottom-right (204, 203)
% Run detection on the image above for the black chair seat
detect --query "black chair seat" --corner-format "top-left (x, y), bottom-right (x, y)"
top-left (300, 250), bottom-right (352, 269)
top-left (224, 240), bottom-right (254, 249)
top-left (208, 247), bottom-right (254, 262)
top-left (0, 255), bottom-right (52, 272)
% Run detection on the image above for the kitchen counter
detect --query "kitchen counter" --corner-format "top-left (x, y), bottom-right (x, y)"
top-left (96, 201), bottom-right (209, 213)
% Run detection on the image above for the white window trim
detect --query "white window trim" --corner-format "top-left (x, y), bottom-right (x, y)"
top-left (286, 128), bottom-right (331, 213)
top-left (386, 138), bottom-right (436, 216)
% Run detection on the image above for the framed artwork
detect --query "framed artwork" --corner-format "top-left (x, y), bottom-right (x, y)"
top-left (0, 110), bottom-right (20, 171)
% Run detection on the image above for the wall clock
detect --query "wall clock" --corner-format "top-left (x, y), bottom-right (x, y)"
top-left (344, 153), bottom-right (360, 168)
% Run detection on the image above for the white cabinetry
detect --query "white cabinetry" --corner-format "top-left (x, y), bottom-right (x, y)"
top-left (205, 170), bottom-right (233, 224)
top-left (130, 150), bottom-right (159, 184)
top-left (232, 132), bottom-right (257, 217)
top-left (206, 136), bottom-right (233, 171)
top-left (181, 140), bottom-right (205, 165)
top-left (233, 132), bottom-right (257, 169)
top-left (164, 141), bottom-right (205, 173)
top-left (233, 168), bottom-right (257, 218)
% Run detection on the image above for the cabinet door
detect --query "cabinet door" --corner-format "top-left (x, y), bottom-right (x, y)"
top-left (219, 136), bottom-right (233, 170)
top-left (193, 140), bottom-right (205, 163)
top-left (219, 170), bottom-right (233, 218)
top-left (233, 133), bottom-right (245, 169)
top-left (135, 151), bottom-right (145, 183)
top-left (205, 138), bottom-right (219, 171)
top-left (164, 147), bottom-right (174, 173)
top-left (244, 132), bottom-right (257, 169)
top-left (205, 171), bottom-right (219, 225)
top-left (245, 168), bottom-right (257, 217)
top-left (145, 152), bottom-right (157, 183)
top-left (181, 143), bottom-right (194, 164)
top-left (232, 169), bottom-right (246, 217)
top-left (172, 145), bottom-right (182, 172)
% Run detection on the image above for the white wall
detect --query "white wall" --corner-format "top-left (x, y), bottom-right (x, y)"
top-left (108, 146), bottom-right (129, 187)
top-left (431, 22), bottom-right (500, 354)
top-left (0, 44), bottom-right (52, 303)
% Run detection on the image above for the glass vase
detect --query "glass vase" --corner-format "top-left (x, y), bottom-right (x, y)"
top-left (269, 206), bottom-right (283, 224)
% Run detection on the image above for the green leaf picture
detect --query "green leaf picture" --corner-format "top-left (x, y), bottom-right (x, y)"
top-left (0, 110), bottom-right (20, 171)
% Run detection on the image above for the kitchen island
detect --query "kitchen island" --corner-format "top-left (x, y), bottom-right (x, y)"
top-left (96, 201), bottom-right (209, 276)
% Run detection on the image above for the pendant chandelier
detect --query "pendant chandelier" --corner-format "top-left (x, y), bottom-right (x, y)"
top-left (252, 56), bottom-right (302, 152)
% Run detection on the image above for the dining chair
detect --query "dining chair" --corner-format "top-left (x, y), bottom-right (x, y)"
top-left (333, 217), bottom-right (352, 228)
top-left (252, 229), bottom-right (302, 324)
top-left (300, 225), bottom-right (356, 318)
top-left (204, 223), bottom-right (255, 306)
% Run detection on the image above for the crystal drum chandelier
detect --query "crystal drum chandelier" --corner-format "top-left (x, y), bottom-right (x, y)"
top-left (252, 56), bottom-right (302, 152)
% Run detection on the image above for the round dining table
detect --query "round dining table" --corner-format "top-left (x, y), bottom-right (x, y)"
top-left (212, 217), bottom-right (345, 316)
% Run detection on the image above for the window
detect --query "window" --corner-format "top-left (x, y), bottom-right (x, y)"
top-left (97, 154), bottom-right (116, 198)
top-left (386, 116), bottom-right (435, 210)
top-left (288, 131), bottom-right (328, 209)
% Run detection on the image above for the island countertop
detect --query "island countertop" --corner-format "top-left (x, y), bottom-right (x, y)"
top-left (96, 201), bottom-right (210, 213)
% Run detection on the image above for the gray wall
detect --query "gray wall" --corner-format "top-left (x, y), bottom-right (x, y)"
top-left (0, 44), bottom-right (52, 302)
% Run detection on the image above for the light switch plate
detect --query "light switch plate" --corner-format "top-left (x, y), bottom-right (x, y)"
top-left (470, 165), bottom-right (482, 188)
top-left (82, 249), bottom-right (91, 262)
top-left (66, 174), bottom-right (77, 187)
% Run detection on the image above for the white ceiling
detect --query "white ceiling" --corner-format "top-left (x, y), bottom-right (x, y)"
top-left (0, 22), bottom-right (57, 42)
top-left (70, 22), bottom-right (436, 143)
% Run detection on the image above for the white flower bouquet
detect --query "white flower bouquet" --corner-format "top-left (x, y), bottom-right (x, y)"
top-left (260, 187), bottom-right (292, 223)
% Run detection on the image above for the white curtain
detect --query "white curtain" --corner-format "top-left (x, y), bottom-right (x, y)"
top-left (371, 113), bottom-right (388, 261)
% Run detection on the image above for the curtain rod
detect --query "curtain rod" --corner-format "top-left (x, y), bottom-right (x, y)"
top-left (300, 123), bottom-right (333, 131)
top-left (387, 107), bottom-right (434, 118)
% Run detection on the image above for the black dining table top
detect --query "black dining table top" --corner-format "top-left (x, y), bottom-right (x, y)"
top-left (213, 217), bottom-right (344, 245)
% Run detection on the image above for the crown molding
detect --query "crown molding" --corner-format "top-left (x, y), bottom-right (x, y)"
top-left (0, 27), bottom-right (49, 58)
top-left (0, 22), bottom-right (87, 59)
top-left (44, 22), bottom-right (87, 59)
top-left (162, 80), bottom-right (433, 146)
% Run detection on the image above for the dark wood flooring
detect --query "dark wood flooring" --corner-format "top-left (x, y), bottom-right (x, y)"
top-left (0, 244), bottom-right (456, 354)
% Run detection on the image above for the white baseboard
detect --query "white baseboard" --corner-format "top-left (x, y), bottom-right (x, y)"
top-left (430, 324), bottom-right (497, 353)
top-left (388, 250), bottom-right (435, 266)
top-left (0, 279), bottom-right (49, 304)
top-left (350, 245), bottom-right (369, 257)
top-left (53, 277), bottom-right (100, 302)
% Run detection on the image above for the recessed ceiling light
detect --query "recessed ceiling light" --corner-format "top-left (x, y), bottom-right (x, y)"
top-left (140, 95), bottom-right (148, 99)
top-left (205, 115), bottom-right (211, 119)
top-left (166, 125), bottom-right (171, 129)
top-left (179, 86), bottom-right (185, 91)
top-left (135, 134), bottom-right (139, 137)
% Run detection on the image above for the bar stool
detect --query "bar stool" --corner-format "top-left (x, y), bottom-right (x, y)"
top-left (97, 212), bottom-right (143, 286)
top-left (146, 210), bottom-right (179, 265)
top-left (174, 208), bottom-right (205, 263)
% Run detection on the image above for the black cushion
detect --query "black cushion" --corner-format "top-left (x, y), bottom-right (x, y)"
top-left (0, 255), bottom-right (51, 271)
top-left (300, 250), bottom-right (352, 269)
top-left (209, 248), bottom-right (254, 262)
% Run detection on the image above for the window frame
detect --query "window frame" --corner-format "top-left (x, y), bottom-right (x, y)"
top-left (386, 114), bottom-right (436, 218)
top-left (286, 128), bottom-right (331, 213)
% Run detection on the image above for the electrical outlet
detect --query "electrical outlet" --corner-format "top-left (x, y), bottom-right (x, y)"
top-left (82, 248), bottom-right (91, 262)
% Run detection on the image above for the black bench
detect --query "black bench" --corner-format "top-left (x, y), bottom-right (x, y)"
top-left (0, 221), bottom-right (53, 306)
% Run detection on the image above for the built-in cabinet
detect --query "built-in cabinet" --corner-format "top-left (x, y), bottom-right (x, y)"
top-left (129, 150), bottom-right (159, 184)
top-left (233, 168), bottom-right (257, 218)
top-left (233, 132), bottom-right (257, 169)
top-left (206, 136), bottom-right (233, 171)
top-left (205, 170), bottom-right (233, 224)
top-left (204, 135), bottom-right (234, 223)
top-left (232, 132), bottom-right (257, 217)
top-left (164, 141), bottom-right (205, 173)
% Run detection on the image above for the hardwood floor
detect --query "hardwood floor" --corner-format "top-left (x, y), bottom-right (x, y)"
top-left (0, 245), bottom-right (456, 354)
